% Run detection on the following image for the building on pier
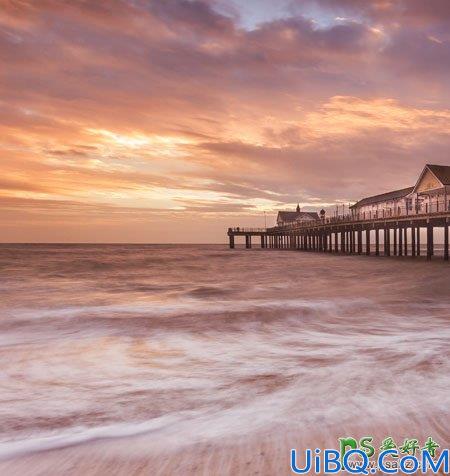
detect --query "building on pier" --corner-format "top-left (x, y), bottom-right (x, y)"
top-left (350, 187), bottom-right (414, 219)
top-left (276, 204), bottom-right (319, 226)
top-left (411, 164), bottom-right (450, 212)
top-left (350, 164), bottom-right (450, 218)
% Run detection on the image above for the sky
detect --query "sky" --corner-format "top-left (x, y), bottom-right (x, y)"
top-left (1, 0), bottom-right (450, 243)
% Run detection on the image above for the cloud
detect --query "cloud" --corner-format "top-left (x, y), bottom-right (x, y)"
top-left (304, 0), bottom-right (450, 25)
top-left (0, 0), bottom-right (449, 242)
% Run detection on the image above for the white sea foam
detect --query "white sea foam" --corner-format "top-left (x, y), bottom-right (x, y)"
top-left (4, 297), bottom-right (361, 322)
top-left (0, 244), bottom-right (449, 466)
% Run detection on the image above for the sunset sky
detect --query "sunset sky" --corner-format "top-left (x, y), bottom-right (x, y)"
top-left (2, 0), bottom-right (450, 243)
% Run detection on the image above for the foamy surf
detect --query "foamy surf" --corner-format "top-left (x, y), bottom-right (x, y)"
top-left (0, 244), bottom-right (449, 474)
top-left (4, 297), bottom-right (365, 323)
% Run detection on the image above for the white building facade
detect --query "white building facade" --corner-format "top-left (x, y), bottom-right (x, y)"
top-left (350, 164), bottom-right (450, 219)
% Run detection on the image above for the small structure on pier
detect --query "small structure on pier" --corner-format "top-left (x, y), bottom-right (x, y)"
top-left (276, 204), bottom-right (319, 226)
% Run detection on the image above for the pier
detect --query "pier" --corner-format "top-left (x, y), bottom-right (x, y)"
top-left (228, 211), bottom-right (449, 261)
top-left (227, 164), bottom-right (450, 261)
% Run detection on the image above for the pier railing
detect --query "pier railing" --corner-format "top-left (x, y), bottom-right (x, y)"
top-left (228, 227), bottom-right (268, 233)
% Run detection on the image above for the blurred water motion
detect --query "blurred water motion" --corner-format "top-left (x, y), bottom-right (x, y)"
top-left (0, 244), bottom-right (449, 474)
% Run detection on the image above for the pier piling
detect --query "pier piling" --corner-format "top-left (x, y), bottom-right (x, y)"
top-left (445, 221), bottom-right (449, 261)
top-left (375, 229), bottom-right (380, 256)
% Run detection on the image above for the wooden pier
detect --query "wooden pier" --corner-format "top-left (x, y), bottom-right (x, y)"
top-left (227, 211), bottom-right (450, 261)
top-left (229, 164), bottom-right (450, 260)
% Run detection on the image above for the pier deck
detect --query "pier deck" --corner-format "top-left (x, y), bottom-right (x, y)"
top-left (227, 209), bottom-right (450, 261)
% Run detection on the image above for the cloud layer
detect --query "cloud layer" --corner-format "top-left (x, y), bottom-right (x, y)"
top-left (1, 0), bottom-right (450, 242)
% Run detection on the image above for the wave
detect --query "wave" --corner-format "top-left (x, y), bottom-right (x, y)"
top-left (0, 411), bottom-right (194, 460)
top-left (2, 297), bottom-right (372, 324)
top-left (1, 244), bottom-right (449, 471)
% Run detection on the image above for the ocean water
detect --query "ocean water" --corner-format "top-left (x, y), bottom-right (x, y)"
top-left (0, 244), bottom-right (449, 473)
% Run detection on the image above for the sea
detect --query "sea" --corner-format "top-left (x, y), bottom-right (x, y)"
top-left (0, 244), bottom-right (449, 475)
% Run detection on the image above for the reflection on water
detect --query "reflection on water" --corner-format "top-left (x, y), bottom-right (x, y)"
top-left (0, 244), bottom-right (449, 472)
